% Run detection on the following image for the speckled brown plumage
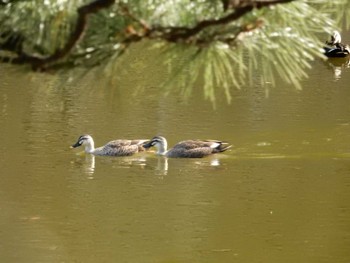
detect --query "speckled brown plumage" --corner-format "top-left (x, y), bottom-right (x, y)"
top-left (143, 136), bottom-right (232, 158)
top-left (71, 135), bottom-right (149, 156)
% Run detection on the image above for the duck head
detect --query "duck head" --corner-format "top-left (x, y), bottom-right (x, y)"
top-left (143, 136), bottom-right (167, 155)
top-left (329, 31), bottom-right (342, 45)
top-left (71, 134), bottom-right (95, 153)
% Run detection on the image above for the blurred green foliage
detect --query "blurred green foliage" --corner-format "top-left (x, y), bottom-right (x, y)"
top-left (0, 0), bottom-right (349, 102)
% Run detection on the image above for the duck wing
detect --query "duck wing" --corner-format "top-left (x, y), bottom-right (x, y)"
top-left (107, 139), bottom-right (148, 147)
top-left (167, 146), bottom-right (213, 158)
top-left (96, 139), bottom-right (149, 156)
top-left (172, 140), bottom-right (216, 149)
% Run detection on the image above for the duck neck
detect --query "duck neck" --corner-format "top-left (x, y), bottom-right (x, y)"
top-left (156, 141), bottom-right (167, 156)
top-left (84, 140), bottom-right (95, 154)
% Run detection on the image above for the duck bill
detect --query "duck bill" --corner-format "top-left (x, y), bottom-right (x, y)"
top-left (142, 141), bottom-right (153, 149)
top-left (70, 141), bottom-right (81, 148)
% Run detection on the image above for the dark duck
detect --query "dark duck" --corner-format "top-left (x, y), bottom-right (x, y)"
top-left (324, 31), bottom-right (350, 58)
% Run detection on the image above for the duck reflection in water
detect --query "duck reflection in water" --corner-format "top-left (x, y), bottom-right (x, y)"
top-left (325, 56), bottom-right (350, 80)
top-left (72, 152), bottom-right (149, 177)
top-left (70, 153), bottom-right (95, 178)
top-left (84, 154), bottom-right (95, 177)
top-left (143, 155), bottom-right (224, 177)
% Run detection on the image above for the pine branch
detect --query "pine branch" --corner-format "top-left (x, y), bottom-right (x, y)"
top-left (0, 0), bottom-right (297, 70)
top-left (163, 0), bottom-right (295, 42)
top-left (1, 0), bottom-right (115, 70)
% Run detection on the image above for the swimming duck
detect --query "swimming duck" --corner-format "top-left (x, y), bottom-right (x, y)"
top-left (143, 136), bottom-right (232, 158)
top-left (71, 134), bottom-right (149, 156)
top-left (324, 31), bottom-right (350, 58)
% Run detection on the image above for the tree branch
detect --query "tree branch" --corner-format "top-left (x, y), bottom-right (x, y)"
top-left (0, 0), bottom-right (296, 70)
top-left (3, 0), bottom-right (115, 70)
top-left (163, 0), bottom-right (295, 42)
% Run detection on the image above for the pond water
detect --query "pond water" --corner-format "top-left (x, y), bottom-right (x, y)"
top-left (1, 34), bottom-right (350, 262)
